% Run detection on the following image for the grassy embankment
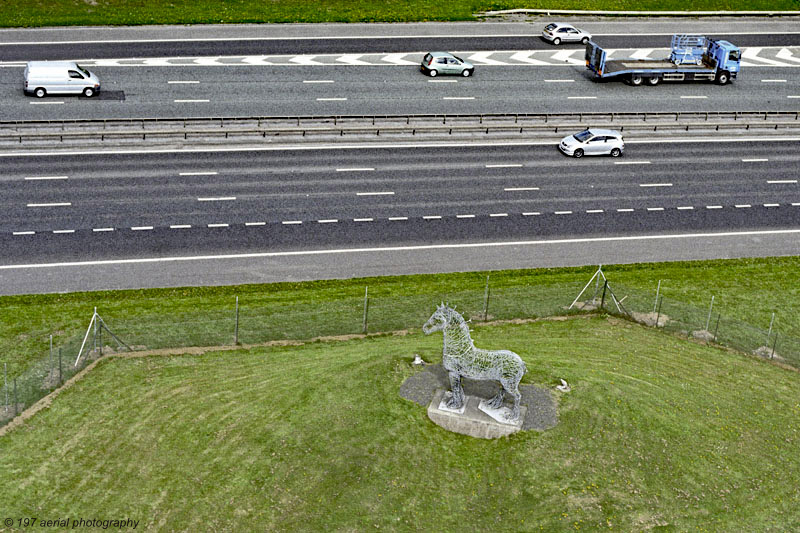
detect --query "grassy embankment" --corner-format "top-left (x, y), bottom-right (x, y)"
top-left (1, 316), bottom-right (799, 530)
top-left (2, 257), bottom-right (799, 380)
top-left (3, 0), bottom-right (798, 27)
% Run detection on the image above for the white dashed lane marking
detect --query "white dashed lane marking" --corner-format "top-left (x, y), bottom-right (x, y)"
top-left (423, 215), bottom-right (442, 220)
top-left (303, 80), bottom-right (334, 83)
top-left (486, 164), bottom-right (522, 168)
top-left (615, 161), bottom-right (651, 165)
top-left (505, 187), bottom-right (539, 191)
top-left (680, 95), bottom-right (708, 99)
top-left (353, 218), bottom-right (374, 222)
top-left (174, 99), bottom-right (209, 103)
top-left (768, 180), bottom-right (797, 184)
top-left (208, 223), bottom-right (229, 228)
top-left (489, 213), bottom-right (508, 217)
top-left (706, 205), bottom-right (723, 209)
top-left (617, 208), bottom-right (634, 212)
top-left (52, 229), bottom-right (74, 234)
top-left (168, 80), bottom-right (199, 84)
top-left (742, 159), bottom-right (769, 162)
top-left (456, 214), bottom-right (475, 218)
top-left (245, 222), bottom-right (266, 226)
top-left (170, 225), bottom-right (192, 229)
top-left (764, 203), bottom-right (780, 207)
top-left (388, 217), bottom-right (408, 221)
top-left (522, 212), bottom-right (541, 216)
top-left (336, 168), bottom-right (374, 172)
top-left (554, 211), bottom-right (573, 215)
top-left (677, 206), bottom-right (694, 210)
top-left (12, 231), bottom-right (35, 235)
top-left (640, 183), bottom-right (672, 187)
top-left (25, 176), bottom-right (68, 181)
top-left (356, 191), bottom-right (394, 196)
top-left (27, 202), bottom-right (71, 207)
top-left (197, 197), bottom-right (236, 202)
top-left (282, 220), bottom-right (302, 225)
top-left (180, 171), bottom-right (218, 176)
top-left (443, 97), bottom-right (475, 100)
top-left (316, 97), bottom-right (347, 101)
top-left (131, 226), bottom-right (153, 231)
top-left (735, 204), bottom-right (752, 208)
top-left (317, 219), bottom-right (338, 223)
top-left (586, 209), bottom-right (604, 213)
top-left (92, 228), bottom-right (114, 232)
top-left (30, 101), bottom-right (64, 105)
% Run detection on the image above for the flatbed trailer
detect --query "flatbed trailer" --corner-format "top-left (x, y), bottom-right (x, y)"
top-left (585, 35), bottom-right (741, 86)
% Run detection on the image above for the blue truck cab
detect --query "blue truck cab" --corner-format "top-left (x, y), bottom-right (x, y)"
top-left (586, 34), bottom-right (740, 86)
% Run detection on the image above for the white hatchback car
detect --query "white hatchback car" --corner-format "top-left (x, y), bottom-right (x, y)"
top-left (559, 129), bottom-right (624, 158)
top-left (542, 23), bottom-right (592, 45)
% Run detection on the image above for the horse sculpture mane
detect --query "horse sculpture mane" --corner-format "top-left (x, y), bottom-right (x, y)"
top-left (423, 303), bottom-right (526, 420)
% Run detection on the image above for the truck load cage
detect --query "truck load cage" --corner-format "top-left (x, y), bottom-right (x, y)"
top-left (670, 35), bottom-right (707, 65)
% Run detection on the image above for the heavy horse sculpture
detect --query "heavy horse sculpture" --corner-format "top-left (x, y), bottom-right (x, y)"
top-left (423, 303), bottom-right (526, 421)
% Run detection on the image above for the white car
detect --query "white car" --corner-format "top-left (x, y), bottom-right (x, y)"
top-left (559, 129), bottom-right (624, 158)
top-left (542, 23), bottom-right (592, 45)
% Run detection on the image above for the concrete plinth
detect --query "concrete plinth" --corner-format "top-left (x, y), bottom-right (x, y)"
top-left (427, 389), bottom-right (526, 439)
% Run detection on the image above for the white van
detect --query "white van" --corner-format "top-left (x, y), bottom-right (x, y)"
top-left (24, 61), bottom-right (101, 98)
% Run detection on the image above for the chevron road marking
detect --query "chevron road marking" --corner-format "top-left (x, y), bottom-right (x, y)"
top-left (776, 48), bottom-right (800, 64)
top-left (336, 54), bottom-right (370, 65)
top-left (381, 53), bottom-right (417, 65)
top-left (466, 51), bottom-right (508, 65)
top-left (508, 51), bottom-right (549, 65)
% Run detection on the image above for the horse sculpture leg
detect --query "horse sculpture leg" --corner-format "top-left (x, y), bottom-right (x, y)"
top-left (446, 372), bottom-right (465, 409)
top-left (501, 378), bottom-right (523, 421)
top-left (487, 386), bottom-right (505, 409)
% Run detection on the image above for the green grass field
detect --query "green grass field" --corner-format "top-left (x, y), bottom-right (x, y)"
top-left (3, 257), bottom-right (800, 382)
top-left (2, 316), bottom-right (799, 531)
top-left (3, 0), bottom-right (798, 28)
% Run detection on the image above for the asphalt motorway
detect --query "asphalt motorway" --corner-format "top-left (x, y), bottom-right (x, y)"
top-left (1, 139), bottom-right (798, 294)
top-left (2, 20), bottom-right (800, 62)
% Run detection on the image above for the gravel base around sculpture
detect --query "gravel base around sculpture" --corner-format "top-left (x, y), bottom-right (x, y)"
top-left (400, 363), bottom-right (558, 432)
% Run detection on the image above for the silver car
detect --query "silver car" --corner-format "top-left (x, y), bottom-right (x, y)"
top-left (542, 23), bottom-right (592, 45)
top-left (420, 52), bottom-right (474, 77)
top-left (559, 129), bottom-right (624, 158)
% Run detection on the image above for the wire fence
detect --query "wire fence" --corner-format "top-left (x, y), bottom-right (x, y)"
top-left (2, 272), bottom-right (798, 428)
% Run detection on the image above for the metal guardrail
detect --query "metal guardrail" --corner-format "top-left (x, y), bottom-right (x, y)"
top-left (1, 112), bottom-right (798, 145)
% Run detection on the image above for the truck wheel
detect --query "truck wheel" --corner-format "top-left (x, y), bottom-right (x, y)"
top-left (629, 74), bottom-right (643, 86)
top-left (647, 76), bottom-right (660, 86)
top-left (553, 38), bottom-right (561, 45)
top-left (573, 149), bottom-right (584, 158)
top-left (716, 71), bottom-right (729, 85)
top-left (35, 88), bottom-right (46, 98)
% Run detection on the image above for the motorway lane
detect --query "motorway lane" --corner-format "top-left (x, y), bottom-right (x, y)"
top-left (2, 33), bottom-right (800, 62)
top-left (2, 64), bottom-right (799, 120)
top-left (0, 141), bottom-right (798, 265)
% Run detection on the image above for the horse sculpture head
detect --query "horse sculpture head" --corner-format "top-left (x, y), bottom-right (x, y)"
top-left (423, 302), bottom-right (452, 335)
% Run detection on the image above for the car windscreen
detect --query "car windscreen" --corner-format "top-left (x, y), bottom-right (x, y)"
top-left (77, 65), bottom-right (91, 77)
top-left (573, 131), bottom-right (593, 142)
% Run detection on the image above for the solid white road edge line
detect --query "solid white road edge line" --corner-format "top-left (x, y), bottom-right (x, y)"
top-left (6, 229), bottom-right (800, 270)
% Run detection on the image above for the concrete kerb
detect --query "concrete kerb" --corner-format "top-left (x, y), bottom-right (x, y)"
top-left (478, 9), bottom-right (800, 17)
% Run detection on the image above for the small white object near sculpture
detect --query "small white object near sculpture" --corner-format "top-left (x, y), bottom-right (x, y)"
top-left (556, 379), bottom-right (571, 392)
top-left (423, 303), bottom-right (526, 421)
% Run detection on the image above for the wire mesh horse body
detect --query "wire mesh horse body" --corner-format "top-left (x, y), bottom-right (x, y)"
top-left (423, 304), bottom-right (526, 420)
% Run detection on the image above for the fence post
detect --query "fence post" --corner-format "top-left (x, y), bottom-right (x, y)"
top-left (362, 286), bottom-right (369, 334)
top-left (765, 312), bottom-right (775, 347)
top-left (483, 275), bottom-right (490, 321)
top-left (14, 378), bottom-right (18, 416)
top-left (705, 296), bottom-right (715, 331)
top-left (653, 280), bottom-right (661, 313)
top-left (3, 362), bottom-right (7, 413)
top-left (58, 348), bottom-right (62, 386)
top-left (771, 332), bottom-right (778, 359)
top-left (713, 313), bottom-right (721, 342)
top-left (655, 296), bottom-right (663, 327)
top-left (600, 280), bottom-right (608, 310)
top-left (234, 296), bottom-right (239, 345)
top-left (49, 334), bottom-right (53, 375)
top-left (93, 306), bottom-right (98, 355)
